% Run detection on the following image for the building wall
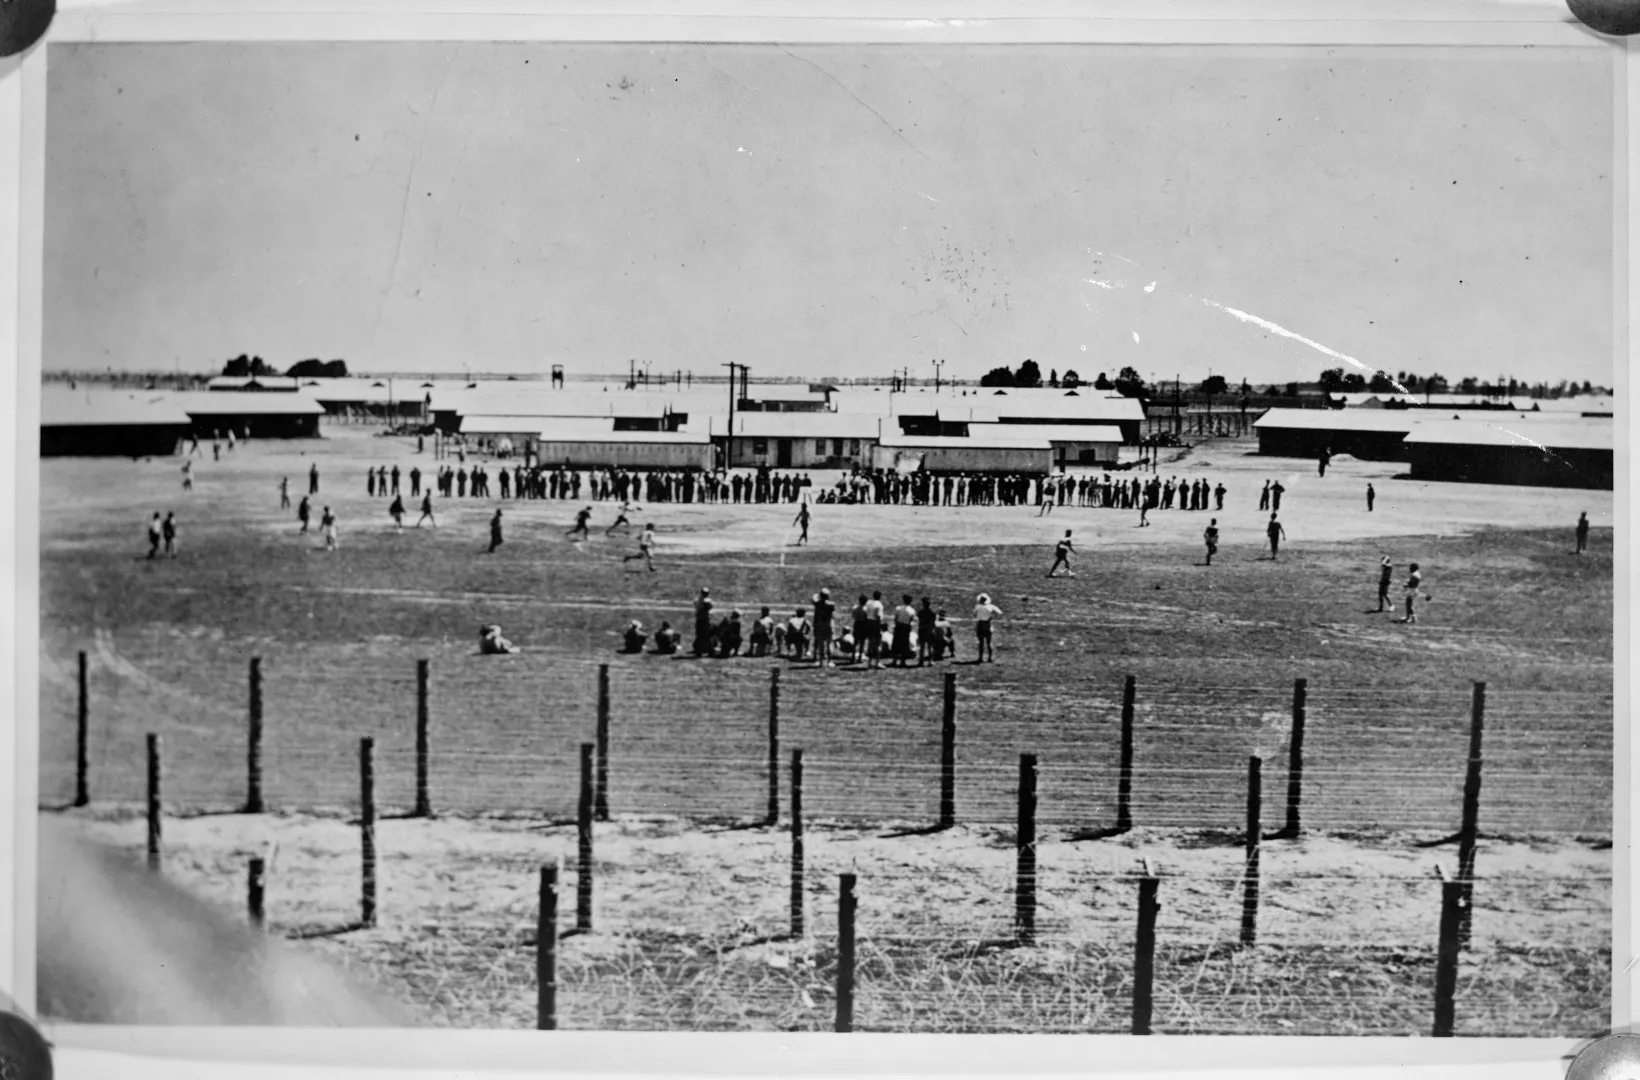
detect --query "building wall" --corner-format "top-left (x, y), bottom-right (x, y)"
top-left (873, 444), bottom-right (1052, 474)
top-left (535, 439), bottom-right (713, 470)
top-left (1407, 444), bottom-right (1613, 490)
top-left (1256, 427), bottom-right (1409, 461)
top-left (1051, 441), bottom-right (1120, 467)
top-left (41, 423), bottom-right (187, 458)
top-left (729, 435), bottom-right (874, 469)
top-left (188, 413), bottom-right (320, 439)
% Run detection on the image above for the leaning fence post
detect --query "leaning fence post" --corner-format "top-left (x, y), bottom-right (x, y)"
top-left (791, 748), bottom-right (805, 938)
top-left (1241, 756), bottom-right (1262, 948)
top-left (146, 733), bottom-right (161, 871)
top-left (939, 672), bottom-right (956, 829)
top-left (1116, 675), bottom-right (1136, 833)
top-left (245, 657), bottom-right (264, 813)
top-left (1282, 677), bottom-right (1306, 837)
top-left (836, 873), bottom-right (857, 1033)
top-left (1132, 859), bottom-right (1159, 1035)
top-left (595, 665), bottom-right (611, 822)
top-left (577, 743), bottom-right (594, 932)
top-left (1433, 865), bottom-right (1465, 1037)
top-left (360, 736), bottom-right (377, 928)
top-left (414, 659), bottom-right (431, 818)
top-left (766, 669), bottom-right (781, 826)
top-left (74, 651), bottom-right (90, 807)
top-left (1016, 753), bottom-right (1038, 946)
top-left (537, 862), bottom-right (560, 1031)
top-left (1457, 682), bottom-right (1485, 950)
top-left (248, 856), bottom-right (266, 929)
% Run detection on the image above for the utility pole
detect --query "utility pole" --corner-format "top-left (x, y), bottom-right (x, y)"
top-left (932, 358), bottom-right (944, 396)
top-left (1174, 374), bottom-right (1181, 436)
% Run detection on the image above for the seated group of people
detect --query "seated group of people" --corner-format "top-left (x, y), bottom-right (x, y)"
top-left (618, 600), bottom-right (961, 663)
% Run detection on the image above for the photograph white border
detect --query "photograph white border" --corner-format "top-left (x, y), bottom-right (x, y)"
top-left (2, 3), bottom-right (1632, 1076)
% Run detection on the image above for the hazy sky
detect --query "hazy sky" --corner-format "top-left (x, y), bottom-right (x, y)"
top-left (45, 42), bottom-right (1613, 386)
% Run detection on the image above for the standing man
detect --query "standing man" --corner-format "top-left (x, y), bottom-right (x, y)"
top-left (320, 506), bottom-right (338, 552)
top-left (309, 462), bottom-right (320, 495)
top-left (1366, 483), bottom-right (1376, 512)
top-left (1214, 483), bottom-right (1227, 511)
top-left (812, 588), bottom-right (836, 667)
top-left (973, 593), bottom-right (1001, 663)
top-left (793, 503), bottom-right (812, 545)
top-left (1318, 446), bottom-right (1331, 477)
top-left (622, 523), bottom-right (657, 572)
top-left (297, 495), bottom-right (312, 534)
top-left (1377, 556), bottom-right (1393, 612)
top-left (279, 476), bottom-right (291, 511)
top-left (391, 465), bottom-right (401, 496)
top-left (416, 491), bottom-right (436, 528)
top-left (1258, 480), bottom-right (1271, 511)
top-left (916, 597), bottom-right (937, 667)
top-left (863, 591), bottom-right (887, 670)
top-left (1203, 518), bottom-right (1220, 566)
top-left (1266, 512), bottom-right (1286, 560)
top-left (389, 493), bottom-right (406, 532)
top-left (410, 466), bottom-right (422, 498)
top-left (1402, 562), bottom-right (1424, 625)
top-left (693, 588), bottom-right (715, 656)
top-left (1576, 511), bottom-right (1590, 554)
top-left (1046, 529), bottom-right (1077, 578)
top-left (161, 512), bottom-right (178, 558)
top-left (488, 508), bottom-right (504, 553)
top-left (367, 469), bottom-right (376, 498)
top-left (146, 513), bottom-right (162, 559)
top-left (891, 595), bottom-right (917, 668)
top-left (1271, 480), bottom-right (1285, 512)
top-left (851, 595), bottom-right (870, 665)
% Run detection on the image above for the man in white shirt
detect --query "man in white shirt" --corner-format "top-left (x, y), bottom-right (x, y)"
top-left (973, 593), bottom-right (1002, 663)
top-left (863, 591), bottom-right (887, 670)
top-left (1403, 562), bottom-right (1424, 625)
top-left (1046, 530), bottom-right (1076, 578)
top-left (891, 594), bottom-right (917, 667)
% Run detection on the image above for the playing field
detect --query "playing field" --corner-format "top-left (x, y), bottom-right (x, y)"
top-left (34, 422), bottom-right (1614, 1033)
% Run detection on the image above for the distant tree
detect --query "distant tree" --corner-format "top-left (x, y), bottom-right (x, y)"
top-left (1506, 377), bottom-right (1518, 398)
top-left (1340, 372), bottom-right (1367, 392)
top-left (1368, 371), bottom-right (1398, 393)
top-left (1318, 367), bottom-right (1346, 393)
top-left (1048, 369), bottom-right (1060, 388)
top-left (1061, 369), bottom-right (1082, 389)
top-left (1093, 371), bottom-right (1113, 390)
top-left (980, 366), bottom-right (1016, 388)
top-left (1458, 376), bottom-right (1479, 394)
top-left (288, 358), bottom-right (349, 379)
top-left (222, 354), bottom-right (253, 377)
top-left (1113, 366), bottom-right (1147, 399)
top-left (1239, 378), bottom-right (1251, 395)
top-left (1581, 380), bottom-right (1594, 395)
top-left (1014, 359), bottom-right (1044, 388)
top-left (1199, 374), bottom-right (1228, 396)
top-left (1284, 382), bottom-right (1300, 397)
top-left (1425, 373), bottom-right (1448, 394)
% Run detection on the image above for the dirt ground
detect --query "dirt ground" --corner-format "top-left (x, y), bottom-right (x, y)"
top-left (34, 421), bottom-right (1614, 1034)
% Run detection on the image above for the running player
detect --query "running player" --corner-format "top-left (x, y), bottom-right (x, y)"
top-left (161, 512), bottom-right (178, 558)
top-left (567, 505), bottom-right (592, 542)
top-left (973, 593), bottom-right (1001, 663)
top-left (1203, 518), bottom-right (1219, 566)
top-left (793, 503), bottom-right (811, 545)
top-left (416, 492), bottom-right (436, 528)
top-left (389, 494), bottom-right (406, 532)
top-left (320, 506), bottom-right (338, 552)
top-left (622, 524), bottom-right (657, 572)
top-left (1046, 530), bottom-right (1076, 578)
top-left (606, 499), bottom-right (640, 536)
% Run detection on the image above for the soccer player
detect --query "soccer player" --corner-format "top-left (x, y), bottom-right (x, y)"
top-left (1377, 556), bottom-right (1393, 612)
top-left (693, 589), bottom-right (715, 656)
top-left (409, 467), bottom-right (422, 497)
top-left (389, 494), bottom-right (406, 532)
top-left (622, 524), bottom-right (657, 572)
top-left (1366, 483), bottom-right (1376, 513)
top-left (973, 593), bottom-right (1001, 663)
top-left (1402, 562), bottom-right (1423, 625)
top-left (1266, 512), bottom-right (1286, 560)
top-left (321, 506), bottom-right (338, 552)
top-left (567, 505), bottom-right (592, 542)
top-left (1203, 519), bottom-right (1220, 566)
top-left (1271, 481), bottom-right (1285, 512)
top-left (416, 492), bottom-right (436, 528)
top-left (606, 499), bottom-right (640, 536)
top-left (785, 608), bottom-right (812, 660)
top-left (1258, 480), bottom-right (1270, 511)
top-left (488, 508), bottom-right (505, 553)
top-left (161, 512), bottom-right (178, 558)
top-left (297, 496), bottom-right (312, 534)
top-left (309, 463), bottom-right (320, 495)
top-left (812, 588), bottom-right (836, 667)
top-left (181, 460), bottom-right (194, 492)
top-left (863, 591), bottom-right (886, 669)
top-left (851, 595), bottom-right (870, 664)
top-left (279, 477), bottom-right (290, 511)
top-left (793, 503), bottom-right (811, 545)
top-left (1046, 530), bottom-right (1076, 578)
top-left (146, 513), bottom-right (161, 559)
top-left (1576, 511), bottom-right (1590, 554)
top-left (1214, 483), bottom-right (1226, 511)
top-left (916, 598), bottom-right (937, 666)
top-left (891, 594), bottom-right (917, 668)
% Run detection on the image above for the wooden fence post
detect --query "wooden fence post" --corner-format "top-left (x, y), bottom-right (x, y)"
top-left (414, 659), bottom-right (431, 818)
top-left (595, 666), bottom-right (611, 822)
top-left (248, 856), bottom-right (266, 929)
top-left (245, 657), bottom-right (264, 814)
top-left (537, 862), bottom-right (559, 1031)
top-left (74, 651), bottom-right (89, 807)
top-left (1457, 682), bottom-right (1485, 950)
top-left (1281, 677), bottom-right (1306, 838)
top-left (1132, 861), bottom-right (1159, 1035)
top-left (577, 743), bottom-right (594, 932)
top-left (360, 736), bottom-right (376, 928)
top-left (1116, 675), bottom-right (1136, 833)
top-left (1433, 866), bottom-right (1465, 1037)
top-left (1016, 753), bottom-right (1038, 946)
top-left (939, 672), bottom-right (956, 829)
top-left (836, 873), bottom-right (857, 1033)
top-left (145, 733), bottom-right (161, 871)
top-left (1241, 756), bottom-right (1262, 948)
top-left (766, 669), bottom-right (780, 826)
top-left (791, 748), bottom-right (805, 938)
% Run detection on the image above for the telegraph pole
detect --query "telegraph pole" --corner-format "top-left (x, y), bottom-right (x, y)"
top-left (932, 359), bottom-right (944, 395)
top-left (722, 362), bottom-right (747, 470)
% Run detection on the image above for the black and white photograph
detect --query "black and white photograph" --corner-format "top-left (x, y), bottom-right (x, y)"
top-left (27, 26), bottom-right (1620, 1041)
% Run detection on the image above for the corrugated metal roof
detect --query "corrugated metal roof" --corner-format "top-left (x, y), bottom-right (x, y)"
top-left (979, 423), bottom-right (1124, 443)
top-left (1252, 409), bottom-right (1421, 433)
top-left (733, 413), bottom-right (882, 439)
top-left (166, 391), bottom-right (326, 416)
top-left (1403, 417), bottom-right (1614, 451)
top-left (42, 390), bottom-right (194, 428)
top-left (878, 433), bottom-right (1052, 450)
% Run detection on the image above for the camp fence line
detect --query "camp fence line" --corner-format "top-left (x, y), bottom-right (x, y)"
top-left (50, 650), bottom-right (1611, 836)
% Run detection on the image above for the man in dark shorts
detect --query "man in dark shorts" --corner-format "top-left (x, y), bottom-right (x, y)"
top-left (1266, 512), bottom-right (1286, 560)
top-left (416, 492), bottom-right (436, 527)
top-left (851, 595), bottom-right (870, 664)
top-left (389, 494), bottom-right (406, 532)
top-left (1271, 481), bottom-right (1285, 512)
top-left (161, 512), bottom-right (178, 558)
top-left (567, 505), bottom-right (592, 542)
top-left (863, 591), bottom-right (886, 670)
top-left (793, 503), bottom-right (812, 545)
top-left (309, 463), bottom-right (320, 495)
top-left (916, 597), bottom-right (938, 666)
top-left (297, 495), bottom-right (312, 534)
top-left (812, 588), bottom-right (836, 667)
top-left (1258, 480), bottom-right (1270, 511)
top-left (973, 593), bottom-right (1001, 663)
top-left (1402, 562), bottom-right (1424, 625)
top-left (1203, 519), bottom-right (1219, 566)
top-left (1377, 556), bottom-right (1393, 611)
top-left (1046, 530), bottom-right (1076, 578)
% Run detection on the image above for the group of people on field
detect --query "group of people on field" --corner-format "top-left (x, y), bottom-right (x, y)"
top-left (619, 586), bottom-right (1003, 666)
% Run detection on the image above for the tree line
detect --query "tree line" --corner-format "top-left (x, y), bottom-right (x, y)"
top-left (221, 354), bottom-right (349, 379)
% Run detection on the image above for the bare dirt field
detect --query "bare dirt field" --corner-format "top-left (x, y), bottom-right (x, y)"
top-left (35, 423), bottom-right (1613, 1034)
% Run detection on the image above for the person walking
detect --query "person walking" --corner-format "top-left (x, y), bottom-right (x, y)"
top-left (1046, 530), bottom-right (1076, 578)
top-left (161, 512), bottom-right (178, 558)
top-left (297, 495), bottom-right (312, 534)
top-left (320, 506), bottom-right (338, 552)
top-left (416, 492), bottom-right (436, 528)
top-left (279, 477), bottom-right (290, 511)
top-left (1266, 512), bottom-right (1286, 560)
top-left (1576, 511), bottom-right (1590, 554)
top-left (1366, 483), bottom-right (1376, 512)
top-left (389, 494), bottom-right (405, 532)
top-left (146, 513), bottom-right (162, 559)
top-left (1402, 562), bottom-right (1424, 625)
top-left (1377, 556), bottom-right (1393, 612)
top-left (973, 593), bottom-right (1001, 663)
top-left (622, 523), bottom-right (657, 572)
top-left (488, 508), bottom-right (504, 553)
top-left (1203, 518), bottom-right (1220, 566)
top-left (793, 503), bottom-right (811, 545)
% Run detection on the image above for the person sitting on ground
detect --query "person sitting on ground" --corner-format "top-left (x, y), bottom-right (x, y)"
top-left (930, 610), bottom-right (956, 661)
top-left (479, 624), bottom-right (519, 655)
top-left (716, 611), bottom-right (744, 657)
top-left (834, 627), bottom-right (856, 659)
top-left (749, 607), bottom-right (775, 657)
top-left (785, 608), bottom-right (811, 660)
top-left (621, 620), bottom-right (646, 654)
top-left (653, 621), bottom-right (681, 655)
